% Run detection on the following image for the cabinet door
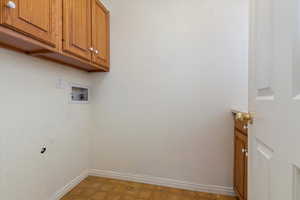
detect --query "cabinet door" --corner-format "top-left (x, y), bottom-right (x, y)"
top-left (63, 0), bottom-right (92, 61)
top-left (1, 0), bottom-right (57, 47)
top-left (234, 130), bottom-right (247, 200)
top-left (245, 142), bottom-right (248, 200)
top-left (91, 0), bottom-right (109, 68)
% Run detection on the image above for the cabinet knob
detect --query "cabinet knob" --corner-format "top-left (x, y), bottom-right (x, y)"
top-left (94, 49), bottom-right (99, 54)
top-left (242, 148), bottom-right (248, 156)
top-left (6, 1), bottom-right (16, 9)
top-left (89, 47), bottom-right (94, 52)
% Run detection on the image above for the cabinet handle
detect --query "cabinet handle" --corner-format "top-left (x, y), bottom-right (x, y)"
top-left (6, 1), bottom-right (16, 9)
top-left (243, 125), bottom-right (248, 130)
top-left (242, 148), bottom-right (246, 153)
top-left (245, 152), bottom-right (248, 157)
top-left (94, 49), bottom-right (99, 54)
top-left (89, 47), bottom-right (94, 52)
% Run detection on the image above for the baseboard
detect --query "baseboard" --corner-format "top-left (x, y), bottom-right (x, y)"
top-left (89, 169), bottom-right (235, 196)
top-left (51, 170), bottom-right (89, 200)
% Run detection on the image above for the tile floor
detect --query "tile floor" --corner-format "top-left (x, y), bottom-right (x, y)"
top-left (61, 176), bottom-right (237, 200)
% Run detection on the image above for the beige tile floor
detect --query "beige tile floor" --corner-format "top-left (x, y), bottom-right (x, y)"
top-left (61, 176), bottom-right (237, 200)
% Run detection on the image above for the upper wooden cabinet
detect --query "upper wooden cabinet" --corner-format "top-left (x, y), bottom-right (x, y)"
top-left (1, 0), bottom-right (58, 47)
top-left (63, 0), bottom-right (92, 61)
top-left (0, 0), bottom-right (110, 72)
top-left (62, 0), bottom-right (110, 69)
top-left (92, 0), bottom-right (109, 68)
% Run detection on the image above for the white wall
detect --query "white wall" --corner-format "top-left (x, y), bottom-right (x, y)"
top-left (0, 0), bottom-right (248, 198)
top-left (91, 0), bottom-right (248, 190)
top-left (0, 49), bottom-right (92, 200)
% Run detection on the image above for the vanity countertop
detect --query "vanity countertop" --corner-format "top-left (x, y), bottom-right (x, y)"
top-left (231, 106), bottom-right (248, 114)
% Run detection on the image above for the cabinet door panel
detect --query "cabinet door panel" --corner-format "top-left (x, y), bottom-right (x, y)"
top-left (245, 142), bottom-right (248, 200)
top-left (92, 0), bottom-right (109, 68)
top-left (63, 0), bottom-right (91, 61)
top-left (234, 130), bottom-right (246, 199)
top-left (1, 0), bottom-right (57, 46)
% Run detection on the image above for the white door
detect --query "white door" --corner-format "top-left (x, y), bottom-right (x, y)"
top-left (249, 0), bottom-right (300, 199)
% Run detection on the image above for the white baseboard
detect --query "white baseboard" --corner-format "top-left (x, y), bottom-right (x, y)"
top-left (89, 169), bottom-right (235, 196)
top-left (51, 170), bottom-right (89, 200)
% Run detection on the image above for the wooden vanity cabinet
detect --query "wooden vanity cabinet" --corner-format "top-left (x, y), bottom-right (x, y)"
top-left (234, 129), bottom-right (247, 200)
top-left (233, 114), bottom-right (248, 200)
top-left (0, 0), bottom-right (110, 72)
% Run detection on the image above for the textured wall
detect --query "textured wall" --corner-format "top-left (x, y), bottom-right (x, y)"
top-left (91, 0), bottom-right (248, 190)
top-left (0, 49), bottom-right (92, 200)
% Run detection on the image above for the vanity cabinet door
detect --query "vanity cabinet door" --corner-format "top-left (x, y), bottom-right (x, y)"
top-left (1, 0), bottom-right (58, 47)
top-left (234, 130), bottom-right (247, 200)
top-left (91, 0), bottom-right (109, 68)
top-left (244, 142), bottom-right (248, 200)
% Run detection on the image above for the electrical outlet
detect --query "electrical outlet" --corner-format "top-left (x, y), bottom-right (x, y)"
top-left (56, 78), bottom-right (67, 89)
